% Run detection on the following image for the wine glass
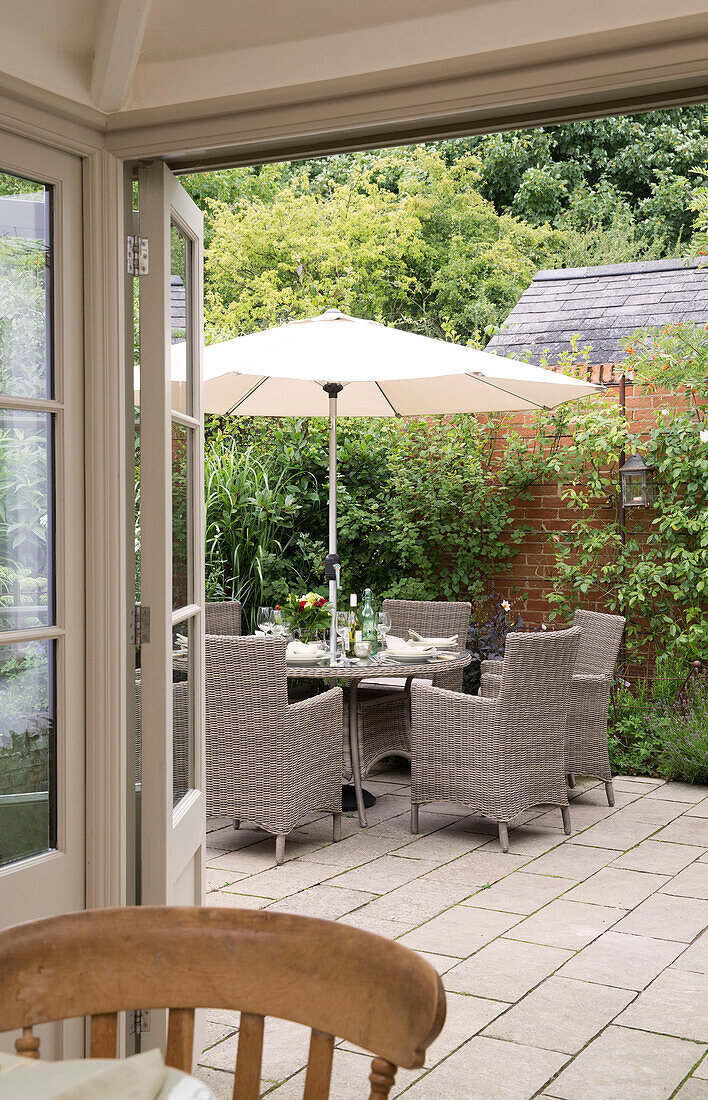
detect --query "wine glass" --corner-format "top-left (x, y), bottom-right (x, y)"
top-left (376, 611), bottom-right (392, 652)
top-left (272, 608), bottom-right (289, 637)
top-left (336, 611), bottom-right (350, 664)
top-left (257, 606), bottom-right (273, 634)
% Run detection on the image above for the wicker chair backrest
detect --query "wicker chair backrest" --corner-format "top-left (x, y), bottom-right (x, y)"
top-left (498, 626), bottom-right (581, 729)
top-left (572, 609), bottom-right (625, 678)
top-left (205, 600), bottom-right (242, 636)
top-left (382, 599), bottom-right (471, 643)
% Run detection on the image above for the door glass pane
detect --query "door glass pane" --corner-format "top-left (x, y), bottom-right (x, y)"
top-left (172, 421), bottom-right (192, 611)
top-left (0, 173), bottom-right (52, 400)
top-left (0, 639), bottom-right (55, 866)
top-left (170, 223), bottom-right (191, 416)
top-left (172, 619), bottom-right (194, 806)
top-left (0, 409), bottom-right (53, 631)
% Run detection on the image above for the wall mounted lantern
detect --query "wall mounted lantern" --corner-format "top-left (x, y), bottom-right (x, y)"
top-left (619, 453), bottom-right (654, 508)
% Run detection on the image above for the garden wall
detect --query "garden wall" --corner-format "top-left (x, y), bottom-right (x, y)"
top-left (488, 365), bottom-right (689, 626)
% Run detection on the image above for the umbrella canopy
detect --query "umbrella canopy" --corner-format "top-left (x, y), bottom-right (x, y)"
top-left (195, 308), bottom-right (602, 657)
top-left (199, 308), bottom-right (601, 416)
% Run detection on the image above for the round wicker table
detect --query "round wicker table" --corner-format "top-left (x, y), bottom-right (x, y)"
top-left (286, 651), bottom-right (471, 827)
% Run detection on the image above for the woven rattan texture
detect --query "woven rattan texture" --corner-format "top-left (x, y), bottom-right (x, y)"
top-left (205, 600), bottom-right (242, 636)
top-left (134, 679), bottom-right (190, 800)
top-left (356, 600), bottom-right (471, 777)
top-left (412, 626), bottom-right (581, 822)
top-left (205, 634), bottom-right (343, 834)
top-left (480, 610), bottom-right (625, 783)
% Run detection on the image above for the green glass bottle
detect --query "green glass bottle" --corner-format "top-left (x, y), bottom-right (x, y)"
top-left (346, 593), bottom-right (362, 658)
top-left (361, 588), bottom-right (377, 654)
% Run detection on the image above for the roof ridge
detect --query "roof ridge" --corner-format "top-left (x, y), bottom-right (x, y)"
top-left (533, 257), bottom-right (701, 282)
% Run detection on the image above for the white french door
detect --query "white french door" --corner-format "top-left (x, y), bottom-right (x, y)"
top-left (0, 132), bottom-right (85, 1057)
top-left (136, 161), bottom-right (205, 914)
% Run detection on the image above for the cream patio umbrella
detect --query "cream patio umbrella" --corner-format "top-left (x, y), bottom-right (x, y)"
top-left (201, 308), bottom-right (602, 657)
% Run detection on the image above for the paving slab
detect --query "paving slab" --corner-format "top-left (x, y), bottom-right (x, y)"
top-left (205, 868), bottom-right (249, 892)
top-left (264, 883), bottom-right (374, 919)
top-left (194, 1066), bottom-right (234, 1100)
top-left (444, 937), bottom-right (572, 1001)
top-left (617, 967), bottom-right (708, 1041)
top-left (656, 818), bottom-right (708, 847)
top-left (338, 910), bottom-right (415, 939)
top-left (507, 899), bottom-right (623, 950)
top-left (206, 841), bottom-right (278, 874)
top-left (617, 799), bottom-right (694, 825)
top-left (612, 840), bottom-right (703, 876)
top-left (572, 817), bottom-right (659, 851)
top-left (206, 891), bottom-right (270, 909)
top-left (687, 802), bottom-right (708, 818)
top-left (673, 932), bottom-right (708, 975)
top-left (266, 1048), bottom-right (373, 1098)
top-left (353, 877), bottom-right (474, 925)
top-left (477, 827), bottom-right (568, 858)
top-left (223, 860), bottom-right (336, 899)
top-left (483, 975), bottom-right (634, 1053)
top-left (422, 850), bottom-right (530, 889)
top-left (522, 843), bottom-right (617, 880)
top-left (558, 930), bottom-right (685, 990)
top-left (397, 904), bottom-right (520, 957)
top-left (613, 893), bottom-right (708, 942)
top-left (646, 782), bottom-right (708, 804)
top-left (562, 866), bottom-right (668, 909)
top-left (329, 854), bottom-right (438, 894)
top-left (399, 1036), bottom-right (567, 1100)
top-left (675, 1080), bottom-right (708, 1099)
top-left (395, 827), bottom-right (493, 863)
top-left (544, 1026), bottom-right (706, 1100)
top-left (463, 872), bottom-right (570, 915)
top-left (661, 861), bottom-right (708, 901)
top-left (299, 833), bottom-right (406, 867)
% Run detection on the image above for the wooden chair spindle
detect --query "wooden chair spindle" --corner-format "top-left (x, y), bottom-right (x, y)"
top-left (233, 1012), bottom-right (265, 1100)
top-left (90, 1012), bottom-right (118, 1058)
top-left (166, 1006), bottom-right (196, 1072)
top-left (15, 1026), bottom-right (40, 1059)
top-left (368, 1057), bottom-right (397, 1098)
top-left (302, 1029), bottom-right (335, 1100)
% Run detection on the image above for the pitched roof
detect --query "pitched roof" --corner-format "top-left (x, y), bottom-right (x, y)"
top-left (487, 258), bottom-right (708, 366)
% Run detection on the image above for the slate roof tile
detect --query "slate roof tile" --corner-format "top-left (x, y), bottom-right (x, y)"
top-left (488, 260), bottom-right (708, 364)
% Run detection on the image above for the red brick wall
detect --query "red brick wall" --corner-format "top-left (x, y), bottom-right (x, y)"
top-left (486, 365), bottom-right (691, 627)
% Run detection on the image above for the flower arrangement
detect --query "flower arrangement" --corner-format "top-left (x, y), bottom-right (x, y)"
top-left (281, 591), bottom-right (331, 640)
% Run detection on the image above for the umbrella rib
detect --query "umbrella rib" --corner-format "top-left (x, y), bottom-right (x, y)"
top-left (226, 376), bottom-right (268, 414)
top-left (374, 381), bottom-right (398, 415)
top-left (466, 373), bottom-right (550, 410)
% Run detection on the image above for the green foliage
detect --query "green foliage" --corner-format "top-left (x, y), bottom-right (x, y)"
top-left (204, 439), bottom-right (304, 632)
top-left (204, 413), bottom-right (555, 629)
top-left (192, 149), bottom-right (567, 347)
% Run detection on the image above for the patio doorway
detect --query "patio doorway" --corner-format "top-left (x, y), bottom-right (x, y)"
top-left (0, 130), bottom-right (85, 1057)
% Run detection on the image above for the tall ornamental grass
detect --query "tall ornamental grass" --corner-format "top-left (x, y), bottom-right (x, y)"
top-left (205, 441), bottom-right (302, 632)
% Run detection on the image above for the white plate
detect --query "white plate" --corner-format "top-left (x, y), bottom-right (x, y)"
top-left (409, 638), bottom-right (458, 648)
top-left (388, 651), bottom-right (436, 664)
top-left (287, 654), bottom-right (328, 666)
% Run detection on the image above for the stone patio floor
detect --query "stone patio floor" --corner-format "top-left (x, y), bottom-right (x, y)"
top-left (196, 767), bottom-right (708, 1099)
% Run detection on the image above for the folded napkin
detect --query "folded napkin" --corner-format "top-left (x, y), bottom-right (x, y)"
top-left (386, 635), bottom-right (436, 656)
top-left (408, 629), bottom-right (458, 645)
top-left (286, 640), bottom-right (327, 658)
top-left (55, 1050), bottom-right (167, 1100)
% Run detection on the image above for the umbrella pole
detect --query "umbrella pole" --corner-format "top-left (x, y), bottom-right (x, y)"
top-left (324, 383), bottom-right (343, 659)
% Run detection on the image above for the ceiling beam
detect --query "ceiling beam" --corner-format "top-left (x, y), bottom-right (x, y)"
top-left (90, 0), bottom-right (153, 113)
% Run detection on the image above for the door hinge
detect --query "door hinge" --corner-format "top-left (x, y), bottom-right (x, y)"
top-left (127, 235), bottom-right (149, 276)
top-left (130, 604), bottom-right (150, 645)
top-left (128, 1009), bottom-right (151, 1035)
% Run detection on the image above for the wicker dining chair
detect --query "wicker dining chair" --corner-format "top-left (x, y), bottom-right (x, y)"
top-left (480, 609), bottom-right (626, 805)
top-left (0, 906), bottom-right (446, 1100)
top-left (205, 634), bottom-right (343, 864)
top-left (205, 599), bottom-right (242, 636)
top-left (354, 600), bottom-right (472, 779)
top-left (411, 625), bottom-right (581, 851)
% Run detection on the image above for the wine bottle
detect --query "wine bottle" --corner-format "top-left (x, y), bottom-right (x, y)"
top-left (361, 588), bottom-right (377, 654)
top-left (346, 593), bottom-right (362, 657)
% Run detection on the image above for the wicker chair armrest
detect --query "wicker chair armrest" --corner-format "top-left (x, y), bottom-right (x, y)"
top-left (411, 681), bottom-right (496, 735)
top-left (569, 673), bottom-right (611, 707)
top-left (481, 659), bottom-right (504, 676)
top-left (288, 686), bottom-right (343, 739)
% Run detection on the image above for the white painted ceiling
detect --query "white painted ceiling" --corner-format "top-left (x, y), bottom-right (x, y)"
top-left (1, 1), bottom-right (708, 161)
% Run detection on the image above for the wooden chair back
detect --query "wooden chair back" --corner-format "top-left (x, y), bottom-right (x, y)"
top-left (0, 906), bottom-right (445, 1099)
